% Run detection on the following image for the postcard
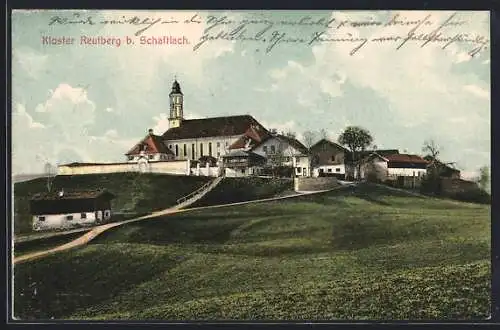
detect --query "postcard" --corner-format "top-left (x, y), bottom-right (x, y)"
top-left (11, 9), bottom-right (491, 321)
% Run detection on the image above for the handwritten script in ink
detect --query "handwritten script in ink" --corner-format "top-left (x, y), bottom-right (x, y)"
top-left (46, 12), bottom-right (489, 58)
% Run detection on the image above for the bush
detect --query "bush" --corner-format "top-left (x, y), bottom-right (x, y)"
top-left (420, 174), bottom-right (441, 195)
top-left (451, 189), bottom-right (490, 204)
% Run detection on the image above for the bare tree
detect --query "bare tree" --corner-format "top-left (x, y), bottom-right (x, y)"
top-left (303, 130), bottom-right (317, 149)
top-left (421, 139), bottom-right (442, 194)
top-left (422, 139), bottom-right (440, 168)
top-left (319, 128), bottom-right (328, 140)
top-left (44, 162), bottom-right (56, 192)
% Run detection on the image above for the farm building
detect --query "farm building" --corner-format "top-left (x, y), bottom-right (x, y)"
top-left (30, 189), bottom-right (115, 231)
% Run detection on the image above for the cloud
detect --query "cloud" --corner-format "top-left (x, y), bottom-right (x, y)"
top-left (152, 113), bottom-right (170, 135)
top-left (13, 103), bottom-right (45, 128)
top-left (463, 84), bottom-right (490, 99)
top-left (262, 10), bottom-right (489, 172)
top-left (13, 48), bottom-right (48, 79)
top-left (12, 84), bottom-right (140, 174)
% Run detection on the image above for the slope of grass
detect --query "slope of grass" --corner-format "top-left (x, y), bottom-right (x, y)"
top-left (190, 177), bottom-right (293, 207)
top-left (13, 184), bottom-right (491, 320)
top-left (13, 173), bottom-right (211, 235)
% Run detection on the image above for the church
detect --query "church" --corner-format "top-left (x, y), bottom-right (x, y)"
top-left (125, 79), bottom-right (311, 177)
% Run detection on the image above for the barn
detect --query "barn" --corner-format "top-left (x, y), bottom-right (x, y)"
top-left (30, 189), bottom-right (115, 231)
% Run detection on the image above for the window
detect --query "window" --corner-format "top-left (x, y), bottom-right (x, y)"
top-left (175, 145), bottom-right (179, 157)
top-left (209, 142), bottom-right (212, 156)
top-left (328, 168), bottom-right (332, 172)
top-left (128, 156), bottom-right (134, 161)
top-left (191, 144), bottom-right (195, 159)
top-left (225, 141), bottom-right (229, 147)
top-left (295, 157), bottom-right (300, 163)
top-left (263, 146), bottom-right (268, 153)
top-left (241, 169), bottom-right (245, 174)
top-left (216, 142), bottom-right (220, 148)
top-left (270, 145), bottom-right (276, 154)
top-left (81, 213), bottom-right (87, 219)
top-left (200, 143), bottom-right (204, 156)
top-left (148, 154), bottom-right (154, 160)
top-left (331, 155), bottom-right (335, 161)
top-left (183, 144), bottom-right (187, 157)
top-left (66, 215), bottom-right (73, 221)
top-left (336, 168), bottom-right (341, 172)
top-left (38, 216), bottom-right (45, 221)
top-left (169, 144), bottom-right (172, 149)
top-left (297, 167), bottom-right (302, 173)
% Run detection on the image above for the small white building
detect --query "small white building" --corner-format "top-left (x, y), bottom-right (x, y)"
top-left (361, 153), bottom-right (429, 187)
top-left (30, 189), bottom-right (115, 231)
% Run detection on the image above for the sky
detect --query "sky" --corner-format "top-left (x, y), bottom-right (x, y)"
top-left (11, 10), bottom-right (490, 179)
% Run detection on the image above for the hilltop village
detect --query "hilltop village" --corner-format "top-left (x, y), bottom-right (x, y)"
top-left (57, 79), bottom-right (466, 190)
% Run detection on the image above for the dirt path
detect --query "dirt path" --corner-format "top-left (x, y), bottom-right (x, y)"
top-left (13, 187), bottom-right (346, 265)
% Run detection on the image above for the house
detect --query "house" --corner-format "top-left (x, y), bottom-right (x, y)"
top-left (252, 134), bottom-right (311, 177)
top-left (309, 139), bottom-right (350, 179)
top-left (222, 150), bottom-right (267, 177)
top-left (125, 129), bottom-right (175, 163)
top-left (361, 153), bottom-right (429, 188)
top-left (346, 149), bottom-right (400, 180)
top-left (30, 189), bottom-right (115, 231)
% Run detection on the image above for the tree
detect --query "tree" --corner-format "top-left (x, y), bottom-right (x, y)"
top-left (303, 130), bottom-right (317, 149)
top-left (319, 128), bottom-right (328, 140)
top-left (422, 139), bottom-right (440, 170)
top-left (338, 126), bottom-right (373, 180)
top-left (478, 166), bottom-right (490, 191)
top-left (421, 139), bottom-right (442, 194)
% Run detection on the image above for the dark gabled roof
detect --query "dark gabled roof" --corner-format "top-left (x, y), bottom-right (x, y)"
top-left (126, 134), bottom-right (173, 156)
top-left (162, 115), bottom-right (268, 140)
top-left (310, 139), bottom-right (350, 152)
top-left (31, 189), bottom-right (115, 201)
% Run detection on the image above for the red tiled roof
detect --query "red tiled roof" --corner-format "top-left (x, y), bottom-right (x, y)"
top-left (126, 134), bottom-right (173, 156)
top-left (162, 115), bottom-right (269, 140)
top-left (385, 154), bottom-right (429, 164)
top-left (31, 189), bottom-right (115, 201)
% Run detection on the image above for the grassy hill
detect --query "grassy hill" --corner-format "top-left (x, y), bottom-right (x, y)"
top-left (13, 173), bottom-right (211, 235)
top-left (13, 183), bottom-right (490, 320)
top-left (190, 177), bottom-right (293, 207)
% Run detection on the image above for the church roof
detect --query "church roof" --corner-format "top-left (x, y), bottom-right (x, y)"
top-left (125, 133), bottom-right (173, 156)
top-left (162, 115), bottom-right (269, 140)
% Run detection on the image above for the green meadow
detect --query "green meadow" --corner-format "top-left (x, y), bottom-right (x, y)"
top-left (13, 184), bottom-right (490, 320)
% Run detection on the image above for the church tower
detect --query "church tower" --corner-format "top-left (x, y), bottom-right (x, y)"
top-left (169, 79), bottom-right (184, 128)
